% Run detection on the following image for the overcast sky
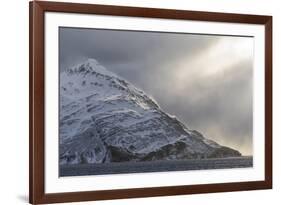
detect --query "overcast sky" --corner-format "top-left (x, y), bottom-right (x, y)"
top-left (59, 27), bottom-right (253, 155)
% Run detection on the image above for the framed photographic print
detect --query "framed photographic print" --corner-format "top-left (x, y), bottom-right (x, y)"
top-left (29, 1), bottom-right (272, 204)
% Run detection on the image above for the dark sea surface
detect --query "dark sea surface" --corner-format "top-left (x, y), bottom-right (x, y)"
top-left (60, 156), bottom-right (253, 177)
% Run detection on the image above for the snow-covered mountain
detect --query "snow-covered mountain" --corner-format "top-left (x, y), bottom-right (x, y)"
top-left (59, 59), bottom-right (241, 165)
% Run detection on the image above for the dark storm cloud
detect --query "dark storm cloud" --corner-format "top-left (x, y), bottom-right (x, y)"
top-left (59, 27), bottom-right (219, 72)
top-left (59, 27), bottom-right (253, 155)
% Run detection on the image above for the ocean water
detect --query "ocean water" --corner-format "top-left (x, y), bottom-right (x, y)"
top-left (60, 156), bottom-right (253, 177)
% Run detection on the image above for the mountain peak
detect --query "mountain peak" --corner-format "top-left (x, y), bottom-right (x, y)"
top-left (60, 58), bottom-right (242, 166)
top-left (66, 58), bottom-right (117, 78)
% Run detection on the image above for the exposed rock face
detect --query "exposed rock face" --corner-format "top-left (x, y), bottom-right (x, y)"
top-left (59, 59), bottom-right (241, 165)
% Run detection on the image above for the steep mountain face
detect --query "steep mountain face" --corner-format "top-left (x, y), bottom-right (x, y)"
top-left (59, 59), bottom-right (241, 165)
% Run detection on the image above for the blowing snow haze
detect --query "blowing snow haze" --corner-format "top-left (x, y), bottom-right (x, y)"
top-left (59, 27), bottom-right (253, 155)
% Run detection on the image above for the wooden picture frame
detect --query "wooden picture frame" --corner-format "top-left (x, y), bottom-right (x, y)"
top-left (29, 1), bottom-right (272, 204)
